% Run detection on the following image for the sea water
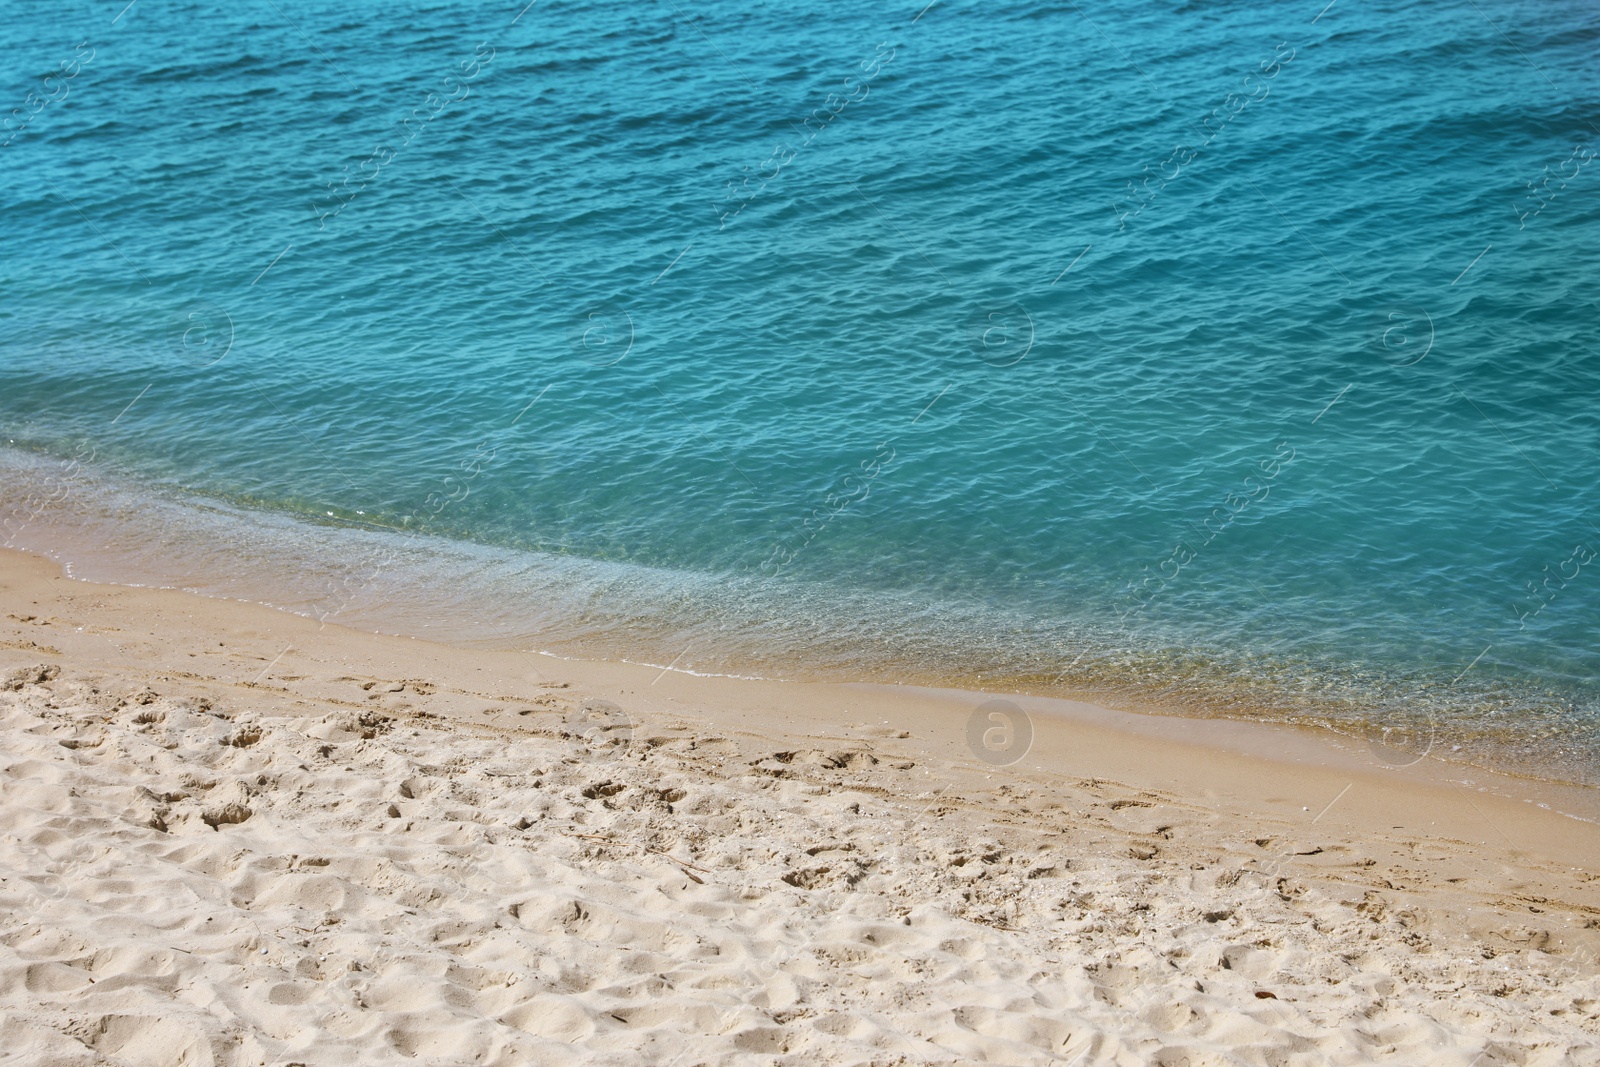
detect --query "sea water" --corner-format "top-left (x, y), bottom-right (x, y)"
top-left (2, 0), bottom-right (1597, 781)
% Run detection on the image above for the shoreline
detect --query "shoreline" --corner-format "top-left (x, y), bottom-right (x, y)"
top-left (3, 443), bottom-right (1595, 796)
top-left (3, 534), bottom-right (1600, 831)
top-left (4, 544), bottom-right (1600, 1061)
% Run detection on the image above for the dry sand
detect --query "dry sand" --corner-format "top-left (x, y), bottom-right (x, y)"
top-left (1, 546), bottom-right (1598, 1065)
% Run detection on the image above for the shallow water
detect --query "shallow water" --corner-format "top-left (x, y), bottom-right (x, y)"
top-left (3, 0), bottom-right (1598, 782)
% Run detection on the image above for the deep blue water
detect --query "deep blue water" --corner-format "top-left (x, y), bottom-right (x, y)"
top-left (2, 0), bottom-right (1598, 778)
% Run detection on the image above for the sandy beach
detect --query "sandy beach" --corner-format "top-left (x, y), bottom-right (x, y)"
top-left (2, 545), bottom-right (1598, 1066)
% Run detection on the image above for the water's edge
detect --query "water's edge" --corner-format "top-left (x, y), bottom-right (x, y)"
top-left (5, 444), bottom-right (1594, 793)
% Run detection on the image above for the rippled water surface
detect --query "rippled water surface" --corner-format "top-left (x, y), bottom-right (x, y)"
top-left (2, 0), bottom-right (1598, 780)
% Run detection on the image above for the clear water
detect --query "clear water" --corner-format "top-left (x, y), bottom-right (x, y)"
top-left (2, 0), bottom-right (1598, 781)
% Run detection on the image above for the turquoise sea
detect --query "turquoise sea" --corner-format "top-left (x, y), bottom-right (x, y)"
top-left (2, 0), bottom-right (1597, 782)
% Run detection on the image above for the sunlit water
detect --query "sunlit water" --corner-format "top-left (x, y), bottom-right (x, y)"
top-left (3, 0), bottom-right (1598, 782)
